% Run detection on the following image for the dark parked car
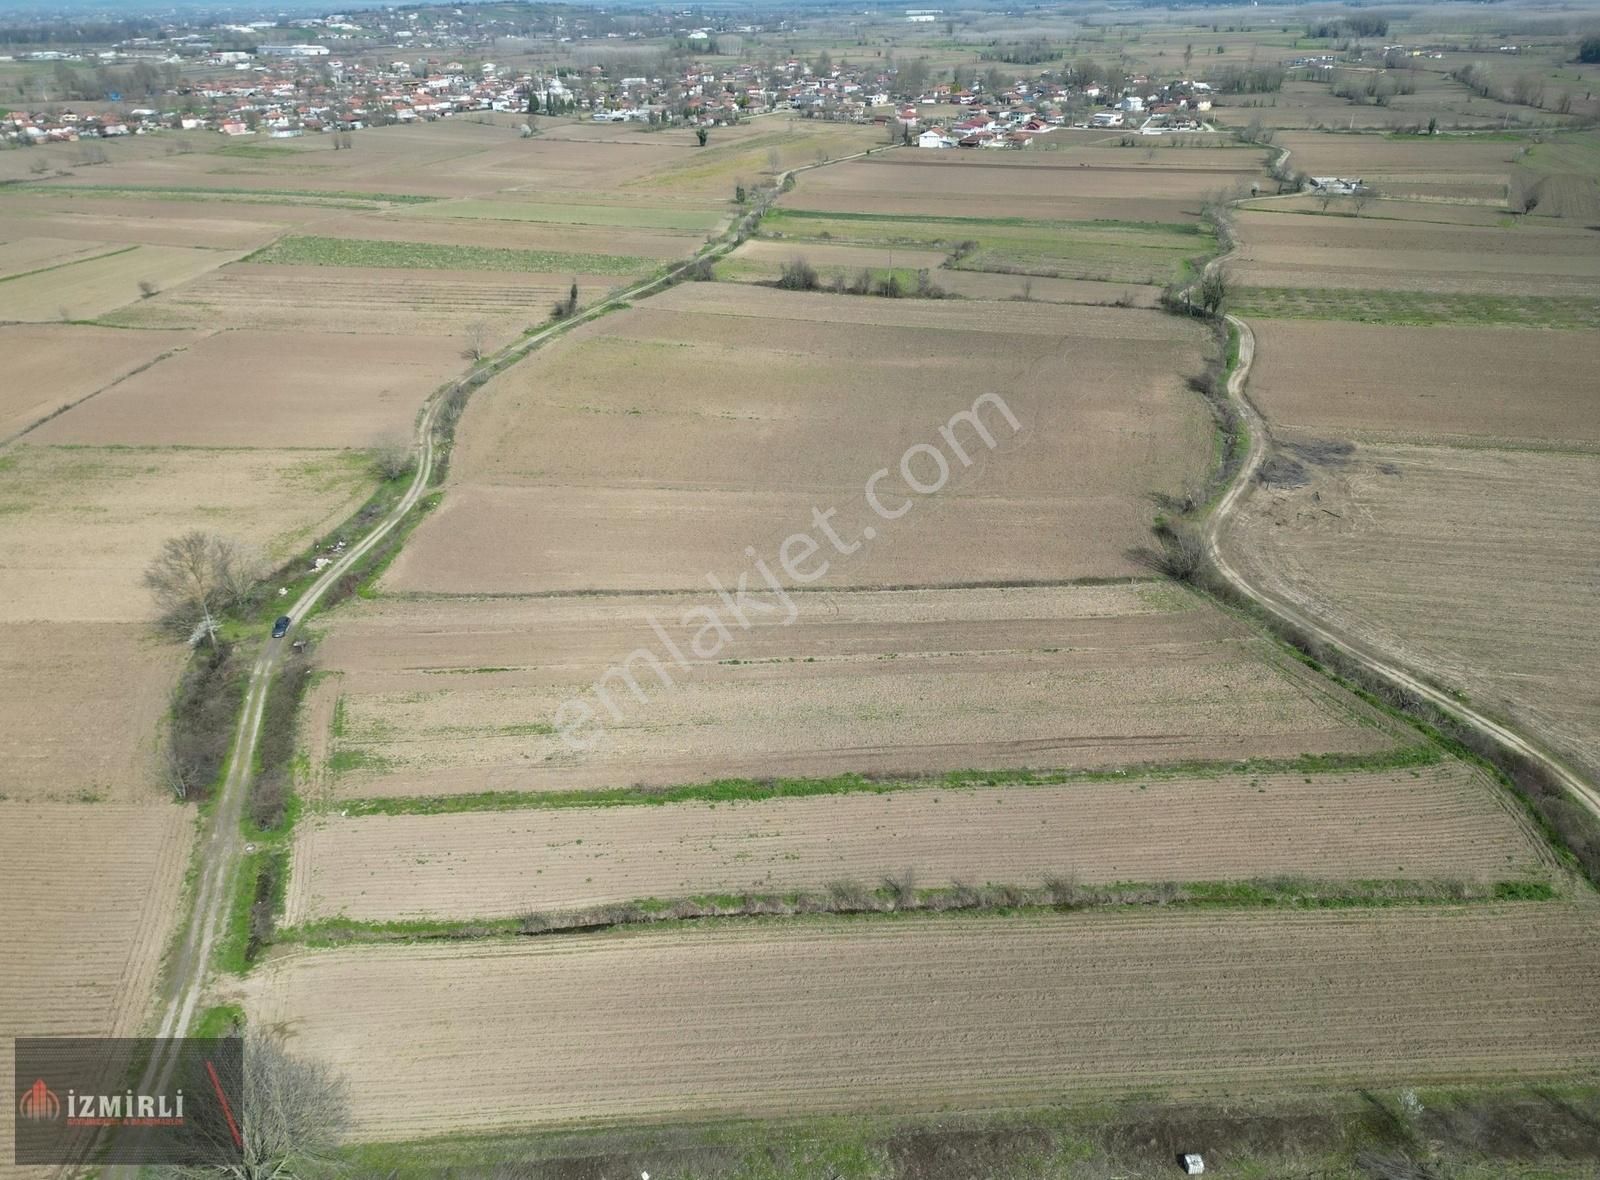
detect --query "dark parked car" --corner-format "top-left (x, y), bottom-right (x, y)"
top-left (272, 615), bottom-right (292, 639)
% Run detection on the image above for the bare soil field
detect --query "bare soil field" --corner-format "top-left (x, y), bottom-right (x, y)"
top-left (245, 905), bottom-right (1600, 1137)
top-left (0, 801), bottom-right (193, 1159)
top-left (0, 234), bottom-right (109, 278)
top-left (385, 286), bottom-right (1213, 593)
top-left (97, 264), bottom-right (602, 344)
top-left (0, 445), bottom-right (372, 622)
top-left (1246, 321), bottom-right (1600, 448)
top-left (0, 195), bottom-right (324, 250)
top-left (0, 243), bottom-right (238, 321)
top-left (0, 324), bottom-right (200, 440)
top-left (285, 759), bottom-right (1546, 925)
top-left (0, 623), bottom-right (184, 803)
top-left (311, 585), bottom-right (1405, 799)
top-left (30, 330), bottom-right (461, 448)
top-left (1275, 132), bottom-right (1519, 205)
top-left (1232, 209), bottom-right (1600, 296)
top-left (1229, 443), bottom-right (1600, 785)
top-left (784, 151), bottom-right (1267, 224)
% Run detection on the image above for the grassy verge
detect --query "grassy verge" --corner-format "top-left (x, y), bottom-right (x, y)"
top-left (333, 744), bottom-right (1439, 819)
top-left (278, 875), bottom-right (1552, 952)
top-left (1232, 286), bottom-right (1600, 330)
top-left (215, 843), bottom-right (288, 975)
top-left (192, 1003), bottom-right (245, 1039)
top-left (333, 1084), bottom-right (1600, 1180)
top-left (244, 235), bottom-right (653, 275)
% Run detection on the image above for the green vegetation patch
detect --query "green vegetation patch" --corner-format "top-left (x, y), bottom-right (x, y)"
top-left (762, 210), bottom-right (1205, 285)
top-left (246, 235), bottom-right (654, 275)
top-left (336, 744), bottom-right (1441, 818)
top-left (339, 1084), bottom-right (1600, 1180)
top-left (1234, 286), bottom-right (1600, 330)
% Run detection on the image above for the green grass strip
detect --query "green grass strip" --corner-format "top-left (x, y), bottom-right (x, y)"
top-left (245, 234), bottom-right (653, 276)
top-left (334, 745), bottom-right (1441, 818)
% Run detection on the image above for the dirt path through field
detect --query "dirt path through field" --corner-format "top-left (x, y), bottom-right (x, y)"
top-left (1203, 162), bottom-right (1600, 822)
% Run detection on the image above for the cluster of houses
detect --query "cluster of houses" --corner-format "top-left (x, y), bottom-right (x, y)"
top-left (1, 19), bottom-right (1229, 150)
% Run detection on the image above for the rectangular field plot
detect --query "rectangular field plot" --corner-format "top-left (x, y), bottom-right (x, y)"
top-left (31, 329), bottom-right (461, 448)
top-left (0, 803), bottom-right (194, 1165)
top-left (245, 906), bottom-right (1600, 1138)
top-left (402, 197), bottom-right (724, 233)
top-left (383, 286), bottom-right (1214, 593)
top-left (0, 323), bottom-right (199, 440)
top-left (757, 209), bottom-right (1208, 286)
top-left (782, 150), bottom-right (1268, 225)
top-left (1246, 321), bottom-right (1600, 448)
top-left (99, 264), bottom-right (610, 344)
top-left (1229, 444), bottom-right (1600, 786)
top-left (1231, 209), bottom-right (1600, 297)
top-left (0, 623), bottom-right (184, 803)
top-left (0, 242), bottom-right (237, 321)
top-left (0, 445), bottom-right (372, 622)
top-left (309, 585), bottom-right (1407, 799)
top-left (284, 760), bottom-right (1548, 925)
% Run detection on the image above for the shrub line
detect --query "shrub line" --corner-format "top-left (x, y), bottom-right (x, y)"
top-left (279, 876), bottom-right (1556, 951)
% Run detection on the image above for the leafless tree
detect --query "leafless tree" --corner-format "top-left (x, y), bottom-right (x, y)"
top-left (1316, 188), bottom-right (1335, 213)
top-left (166, 1033), bottom-right (349, 1180)
top-left (144, 532), bottom-right (261, 644)
top-left (460, 319), bottom-right (489, 361)
top-left (1352, 185), bottom-right (1377, 215)
top-left (766, 145), bottom-right (782, 174)
top-left (369, 433), bottom-right (415, 481)
top-left (138, 279), bottom-right (159, 299)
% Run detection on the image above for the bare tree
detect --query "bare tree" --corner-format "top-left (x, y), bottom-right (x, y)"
top-left (138, 279), bottom-right (159, 299)
top-left (167, 1033), bottom-right (349, 1180)
top-left (1316, 188), bottom-right (1335, 213)
top-left (1351, 184), bottom-right (1377, 216)
top-left (766, 145), bottom-right (782, 174)
top-left (460, 319), bottom-right (489, 361)
top-left (144, 532), bottom-right (260, 644)
top-left (369, 434), bottom-right (415, 481)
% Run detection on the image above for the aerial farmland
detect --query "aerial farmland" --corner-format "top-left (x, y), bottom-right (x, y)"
top-left (2, 2), bottom-right (1599, 1177)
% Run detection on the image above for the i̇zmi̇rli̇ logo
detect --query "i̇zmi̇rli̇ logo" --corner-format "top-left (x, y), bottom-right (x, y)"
top-left (17, 1078), bottom-right (184, 1127)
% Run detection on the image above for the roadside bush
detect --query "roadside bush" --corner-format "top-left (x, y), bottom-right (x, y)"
top-left (776, 256), bottom-right (820, 290)
top-left (164, 640), bottom-right (245, 802)
top-left (249, 650), bottom-right (313, 831)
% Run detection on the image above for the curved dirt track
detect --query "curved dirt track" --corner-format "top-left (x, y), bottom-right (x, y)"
top-left (1207, 304), bottom-right (1600, 823)
top-left (132, 143), bottom-right (902, 1100)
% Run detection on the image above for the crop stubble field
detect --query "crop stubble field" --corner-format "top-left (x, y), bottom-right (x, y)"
top-left (0, 803), bottom-right (193, 1165)
top-left (284, 759), bottom-right (1547, 925)
top-left (245, 906), bottom-right (1600, 1138)
top-left (311, 584), bottom-right (1406, 799)
top-left (384, 285), bottom-right (1215, 593)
